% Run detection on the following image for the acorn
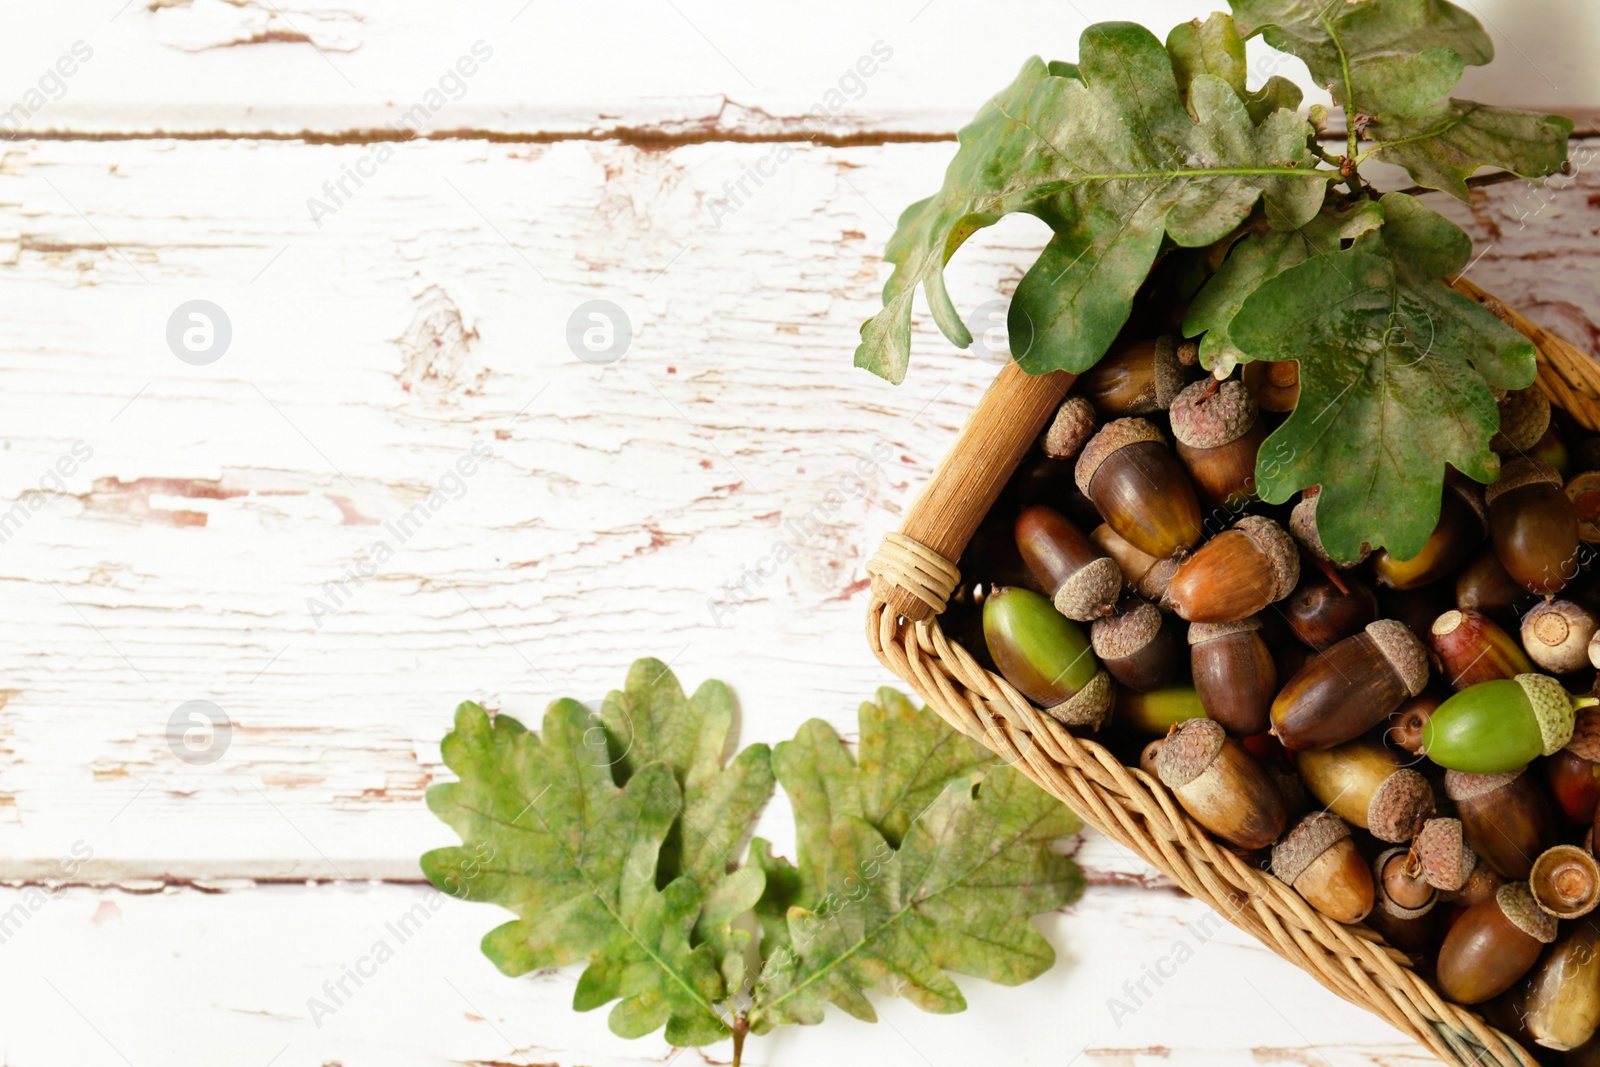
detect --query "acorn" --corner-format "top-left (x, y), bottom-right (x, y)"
top-left (982, 586), bottom-right (1112, 728)
top-left (1075, 419), bottom-right (1203, 560)
top-left (1367, 853), bottom-right (1445, 962)
top-left (1523, 917), bottom-right (1600, 1051)
top-left (1532, 422), bottom-right (1571, 478)
top-left (1014, 506), bottom-right (1123, 622)
top-left (1454, 547), bottom-right (1529, 630)
top-left (1386, 692), bottom-right (1443, 756)
top-left (1043, 396), bottom-right (1097, 460)
top-left (1421, 674), bottom-right (1597, 773)
top-left (1155, 717), bottom-right (1287, 850)
top-left (1378, 847), bottom-right (1436, 912)
top-left (1289, 487), bottom-right (1371, 568)
top-left (1091, 600), bottom-right (1181, 693)
top-left (1529, 843), bottom-right (1600, 919)
top-left (1073, 334), bottom-right (1189, 416)
top-left (1411, 816), bottom-right (1477, 893)
top-left (1271, 812), bottom-right (1374, 924)
top-left (1163, 515), bottom-right (1298, 623)
top-left (1488, 457), bottom-right (1582, 596)
top-left (1295, 738), bottom-right (1435, 843)
top-left (1442, 863), bottom-right (1505, 910)
top-left (1372, 482), bottom-right (1487, 590)
top-left (1492, 386), bottom-right (1552, 455)
top-left (1169, 378), bottom-right (1269, 508)
top-left (1138, 738), bottom-right (1164, 777)
top-left (1523, 598), bottom-right (1600, 674)
top-left (1281, 569), bottom-right (1378, 651)
top-left (1188, 617), bottom-right (1276, 737)
top-left (1429, 609), bottom-right (1533, 691)
top-left (1116, 684), bottom-right (1207, 736)
top-left (1549, 708), bottom-right (1600, 823)
top-left (1243, 359), bottom-right (1299, 412)
top-left (1270, 620), bottom-right (1430, 751)
top-left (1435, 881), bottom-right (1557, 1005)
top-left (1445, 768), bottom-right (1557, 879)
top-left (1568, 470), bottom-right (1600, 542)
top-left (1090, 523), bottom-right (1179, 602)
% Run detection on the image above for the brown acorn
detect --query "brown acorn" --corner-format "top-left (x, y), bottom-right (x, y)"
top-left (1271, 620), bottom-right (1430, 751)
top-left (1523, 598), bottom-right (1600, 675)
top-left (1076, 419), bottom-right (1203, 560)
top-left (1367, 848), bottom-right (1444, 961)
top-left (1435, 881), bottom-right (1557, 1005)
top-left (1294, 737), bottom-right (1435, 843)
top-left (1073, 335), bottom-right (1189, 416)
top-left (1487, 457), bottom-right (1581, 596)
top-left (1568, 470), bottom-right (1600, 542)
top-left (1043, 396), bottom-right (1097, 460)
top-left (1441, 862), bottom-right (1505, 910)
top-left (1529, 843), bottom-right (1600, 919)
top-left (1523, 916), bottom-right (1600, 1051)
top-left (1386, 691), bottom-right (1443, 755)
top-left (1243, 359), bottom-right (1299, 412)
top-left (1429, 609), bottom-right (1534, 690)
top-left (1155, 717), bottom-right (1287, 850)
top-left (1454, 547), bottom-right (1528, 630)
top-left (1446, 767), bottom-right (1558, 880)
top-left (1372, 481), bottom-right (1487, 590)
top-left (1014, 506), bottom-right (1123, 622)
top-left (1550, 708), bottom-right (1600, 824)
top-left (1282, 569), bottom-right (1379, 651)
top-left (1138, 738), bottom-right (1164, 777)
top-left (1289, 486), bottom-right (1371, 568)
top-left (1378, 847), bottom-right (1436, 911)
top-left (1169, 378), bottom-right (1269, 508)
top-left (1188, 616), bottom-right (1276, 737)
top-left (1090, 600), bottom-right (1180, 693)
top-left (1090, 523), bottom-right (1179, 602)
top-left (1271, 812), bottom-right (1374, 924)
top-left (1493, 386), bottom-right (1552, 454)
top-left (1163, 515), bottom-right (1298, 623)
top-left (1410, 816), bottom-right (1477, 893)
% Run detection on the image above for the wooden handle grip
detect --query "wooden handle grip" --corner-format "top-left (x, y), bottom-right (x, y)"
top-left (873, 363), bottom-right (1076, 621)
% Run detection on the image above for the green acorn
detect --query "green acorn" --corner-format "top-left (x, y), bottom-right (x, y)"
top-left (982, 586), bottom-right (1112, 728)
top-left (1420, 674), bottom-right (1599, 774)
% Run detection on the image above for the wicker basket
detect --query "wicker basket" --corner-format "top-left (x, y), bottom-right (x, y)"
top-left (865, 276), bottom-right (1600, 1067)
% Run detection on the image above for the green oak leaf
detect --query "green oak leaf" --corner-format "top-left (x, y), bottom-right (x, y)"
top-left (1368, 101), bottom-right (1574, 200)
top-left (1230, 0), bottom-right (1491, 118)
top-left (422, 700), bottom-right (729, 1046)
top-left (1185, 196), bottom-right (1385, 373)
top-left (749, 765), bottom-right (1084, 1031)
top-left (1167, 12), bottom-right (1303, 124)
top-left (1227, 191), bottom-right (1537, 561)
top-left (853, 22), bottom-right (1328, 383)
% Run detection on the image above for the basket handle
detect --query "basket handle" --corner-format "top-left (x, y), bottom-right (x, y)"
top-left (869, 363), bottom-right (1075, 621)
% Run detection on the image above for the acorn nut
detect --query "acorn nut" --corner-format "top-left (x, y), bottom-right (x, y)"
top-left (1435, 881), bottom-right (1557, 1005)
top-left (1549, 708), bottom-right (1600, 824)
top-left (1294, 737), bottom-right (1435, 843)
top-left (1522, 917), bottom-right (1600, 1051)
top-left (1014, 506), bottom-right (1123, 622)
top-left (1454, 547), bottom-right (1527, 630)
top-left (1281, 570), bottom-right (1378, 652)
top-left (1271, 620), bottom-right (1429, 751)
top-left (1076, 419), bottom-right (1203, 560)
top-left (1271, 812), bottom-right (1374, 924)
top-left (1090, 523), bottom-right (1179, 602)
top-left (1116, 684), bottom-right (1207, 736)
top-left (1091, 599), bottom-right (1180, 693)
top-left (1367, 847), bottom-right (1443, 961)
top-left (1163, 515), bottom-right (1298, 623)
top-left (1188, 617), bottom-right (1276, 737)
top-left (1421, 673), bottom-right (1597, 773)
top-left (1445, 767), bottom-right (1557, 879)
top-left (1568, 469), bottom-right (1600, 542)
top-left (1073, 335), bottom-right (1189, 416)
top-left (1155, 717), bottom-right (1287, 850)
top-left (1168, 378), bottom-right (1268, 508)
top-left (1487, 457), bottom-right (1581, 596)
top-left (1429, 609), bottom-right (1533, 690)
top-left (982, 586), bottom-right (1112, 728)
top-left (1372, 481), bottom-right (1487, 590)
top-left (1522, 598), bottom-right (1599, 675)
top-left (1386, 692), bottom-right (1442, 755)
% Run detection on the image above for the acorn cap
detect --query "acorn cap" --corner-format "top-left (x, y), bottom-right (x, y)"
top-left (1271, 811), bottom-right (1350, 886)
top-left (1366, 619), bottom-right (1429, 697)
top-left (1155, 716), bottom-right (1226, 789)
top-left (1444, 767), bottom-right (1526, 802)
top-left (1289, 487), bottom-right (1371, 567)
top-left (1175, 338), bottom-right (1200, 367)
top-left (1366, 767), bottom-right (1435, 843)
top-left (1044, 667), bottom-right (1113, 729)
top-left (1055, 557), bottom-right (1124, 621)
top-left (1493, 387), bottom-right (1552, 453)
top-left (1497, 881), bottom-right (1558, 943)
top-left (1134, 556), bottom-right (1179, 601)
top-left (1044, 396), bottom-right (1097, 460)
top-left (1170, 378), bottom-right (1258, 449)
top-left (1528, 843), bottom-right (1600, 919)
top-left (1567, 706), bottom-right (1600, 763)
top-left (1446, 479), bottom-right (1489, 536)
top-left (1372, 847), bottom-right (1437, 919)
top-left (1150, 335), bottom-right (1188, 410)
top-left (1412, 817), bottom-right (1476, 892)
top-left (1075, 418), bottom-right (1165, 496)
top-left (1514, 673), bottom-right (1578, 756)
top-left (1187, 616), bottom-right (1262, 646)
top-left (1234, 515), bottom-right (1299, 602)
top-left (1090, 600), bottom-right (1164, 660)
top-left (1485, 457), bottom-right (1563, 507)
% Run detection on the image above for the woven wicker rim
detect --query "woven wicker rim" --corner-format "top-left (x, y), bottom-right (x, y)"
top-left (860, 280), bottom-right (1599, 1067)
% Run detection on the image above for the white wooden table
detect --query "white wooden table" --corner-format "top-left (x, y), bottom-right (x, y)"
top-left (1, 2), bottom-right (1596, 1064)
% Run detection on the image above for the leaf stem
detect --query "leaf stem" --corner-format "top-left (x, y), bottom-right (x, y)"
top-left (1315, 5), bottom-right (1361, 165)
top-left (732, 1017), bottom-right (748, 1067)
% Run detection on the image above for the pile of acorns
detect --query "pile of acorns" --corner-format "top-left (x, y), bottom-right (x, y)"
top-left (949, 335), bottom-right (1600, 1059)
